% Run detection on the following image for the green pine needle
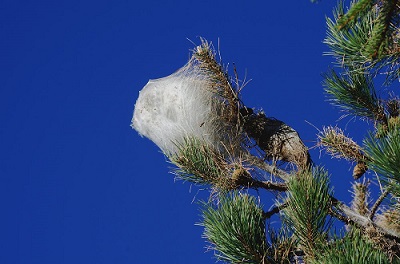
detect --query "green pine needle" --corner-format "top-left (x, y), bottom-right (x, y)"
top-left (200, 192), bottom-right (269, 263)
top-left (364, 125), bottom-right (400, 195)
top-left (325, 2), bottom-right (377, 66)
top-left (325, 1), bottom-right (400, 83)
top-left (171, 137), bottom-right (236, 190)
top-left (311, 229), bottom-right (390, 264)
top-left (337, 0), bottom-right (374, 30)
top-left (282, 167), bottom-right (333, 259)
top-left (323, 69), bottom-right (381, 120)
top-left (364, 0), bottom-right (397, 59)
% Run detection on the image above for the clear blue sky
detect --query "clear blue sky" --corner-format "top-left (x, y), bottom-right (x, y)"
top-left (1, 1), bottom-right (374, 263)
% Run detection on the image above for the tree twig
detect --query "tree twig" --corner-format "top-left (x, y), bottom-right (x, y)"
top-left (263, 203), bottom-right (288, 219)
top-left (236, 176), bottom-right (288, 192)
top-left (369, 188), bottom-right (389, 220)
top-left (253, 180), bottom-right (288, 192)
top-left (244, 154), bottom-right (291, 181)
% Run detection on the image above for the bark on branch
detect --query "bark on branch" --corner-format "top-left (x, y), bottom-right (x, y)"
top-left (263, 203), bottom-right (288, 219)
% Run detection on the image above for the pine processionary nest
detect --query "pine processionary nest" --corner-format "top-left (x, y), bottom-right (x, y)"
top-left (131, 54), bottom-right (235, 156)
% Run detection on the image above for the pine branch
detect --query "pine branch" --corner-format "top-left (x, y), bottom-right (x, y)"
top-left (369, 188), bottom-right (390, 220)
top-left (244, 179), bottom-right (288, 192)
top-left (174, 136), bottom-right (400, 254)
top-left (333, 199), bottom-right (400, 238)
top-left (172, 137), bottom-right (291, 193)
top-left (328, 205), bottom-right (351, 224)
top-left (242, 111), bottom-right (311, 169)
top-left (263, 203), bottom-right (288, 220)
top-left (243, 154), bottom-right (291, 181)
top-left (174, 136), bottom-right (400, 240)
top-left (232, 166), bottom-right (288, 191)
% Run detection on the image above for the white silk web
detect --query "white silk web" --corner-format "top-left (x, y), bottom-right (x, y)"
top-left (131, 58), bottom-right (226, 155)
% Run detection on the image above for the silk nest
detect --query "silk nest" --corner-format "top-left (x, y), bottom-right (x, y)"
top-left (131, 57), bottom-right (230, 155)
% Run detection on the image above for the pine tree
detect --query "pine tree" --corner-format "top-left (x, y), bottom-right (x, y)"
top-left (131, 1), bottom-right (400, 263)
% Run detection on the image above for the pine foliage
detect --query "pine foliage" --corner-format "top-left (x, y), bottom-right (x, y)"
top-left (171, 137), bottom-right (235, 190)
top-left (351, 181), bottom-right (370, 216)
top-left (311, 229), bottom-right (391, 264)
top-left (281, 168), bottom-right (332, 260)
top-left (365, 124), bottom-right (400, 195)
top-left (201, 192), bottom-right (268, 263)
top-left (325, 0), bottom-right (400, 85)
top-left (323, 69), bottom-right (381, 119)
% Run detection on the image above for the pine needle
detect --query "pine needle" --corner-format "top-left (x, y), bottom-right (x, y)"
top-left (281, 167), bottom-right (333, 260)
top-left (200, 192), bottom-right (269, 263)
